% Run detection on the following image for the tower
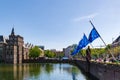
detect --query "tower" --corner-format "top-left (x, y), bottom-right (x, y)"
top-left (6, 28), bottom-right (24, 64)
top-left (11, 27), bottom-right (15, 35)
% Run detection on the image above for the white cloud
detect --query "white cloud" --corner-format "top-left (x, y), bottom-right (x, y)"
top-left (73, 13), bottom-right (99, 22)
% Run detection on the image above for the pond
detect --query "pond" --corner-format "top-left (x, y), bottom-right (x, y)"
top-left (0, 63), bottom-right (93, 80)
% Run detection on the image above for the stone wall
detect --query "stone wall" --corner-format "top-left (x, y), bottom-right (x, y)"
top-left (75, 60), bottom-right (120, 80)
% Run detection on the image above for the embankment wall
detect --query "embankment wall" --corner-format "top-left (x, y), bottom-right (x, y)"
top-left (75, 60), bottom-right (120, 80)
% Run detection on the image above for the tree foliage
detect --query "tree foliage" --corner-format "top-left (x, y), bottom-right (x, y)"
top-left (29, 46), bottom-right (42, 59)
top-left (78, 48), bottom-right (105, 59)
top-left (108, 46), bottom-right (120, 57)
top-left (44, 50), bottom-right (56, 58)
top-left (73, 44), bottom-right (120, 59)
top-left (56, 52), bottom-right (64, 58)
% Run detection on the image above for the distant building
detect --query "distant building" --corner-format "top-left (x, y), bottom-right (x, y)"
top-left (112, 35), bottom-right (120, 47)
top-left (37, 45), bottom-right (44, 50)
top-left (63, 44), bottom-right (77, 58)
top-left (36, 45), bottom-right (45, 57)
top-left (50, 49), bottom-right (56, 53)
top-left (50, 49), bottom-right (63, 58)
top-left (55, 51), bottom-right (63, 58)
top-left (0, 28), bottom-right (31, 64)
top-left (23, 43), bottom-right (33, 60)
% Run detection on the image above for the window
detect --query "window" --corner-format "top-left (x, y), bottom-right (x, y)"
top-left (6, 51), bottom-right (8, 54)
top-left (11, 51), bottom-right (12, 55)
top-left (0, 48), bottom-right (3, 54)
top-left (6, 46), bottom-right (9, 49)
top-left (15, 38), bottom-right (17, 40)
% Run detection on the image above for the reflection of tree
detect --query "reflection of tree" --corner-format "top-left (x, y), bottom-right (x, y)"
top-left (72, 67), bottom-right (79, 74)
top-left (45, 63), bottom-right (53, 74)
top-left (29, 63), bottom-right (41, 78)
top-left (0, 63), bottom-right (93, 80)
top-left (0, 64), bottom-right (14, 80)
top-left (62, 64), bottom-right (80, 75)
top-left (72, 72), bottom-right (77, 80)
top-left (71, 67), bottom-right (80, 80)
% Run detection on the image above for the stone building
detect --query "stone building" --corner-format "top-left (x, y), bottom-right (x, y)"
top-left (0, 36), bottom-right (6, 63)
top-left (0, 28), bottom-right (31, 64)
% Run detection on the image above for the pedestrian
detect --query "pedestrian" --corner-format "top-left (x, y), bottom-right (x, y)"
top-left (85, 46), bottom-right (91, 72)
top-left (86, 46), bottom-right (91, 62)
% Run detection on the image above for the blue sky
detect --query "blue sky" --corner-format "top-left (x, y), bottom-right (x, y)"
top-left (0, 0), bottom-right (120, 50)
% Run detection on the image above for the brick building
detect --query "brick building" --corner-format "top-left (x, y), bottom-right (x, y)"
top-left (0, 28), bottom-right (31, 64)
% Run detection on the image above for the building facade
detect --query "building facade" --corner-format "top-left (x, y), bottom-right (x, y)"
top-left (63, 44), bottom-right (77, 58)
top-left (112, 35), bottom-right (120, 47)
top-left (0, 28), bottom-right (31, 64)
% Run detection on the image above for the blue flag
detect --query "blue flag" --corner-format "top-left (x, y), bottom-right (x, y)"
top-left (82, 34), bottom-right (89, 47)
top-left (71, 39), bottom-right (83, 55)
top-left (88, 27), bottom-right (100, 43)
top-left (71, 34), bottom-right (89, 56)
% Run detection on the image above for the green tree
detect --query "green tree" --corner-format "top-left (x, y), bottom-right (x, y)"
top-left (57, 52), bottom-right (64, 58)
top-left (29, 46), bottom-right (42, 59)
top-left (109, 46), bottom-right (120, 57)
top-left (44, 50), bottom-right (56, 58)
top-left (90, 48), bottom-right (105, 59)
top-left (77, 48), bottom-right (106, 59)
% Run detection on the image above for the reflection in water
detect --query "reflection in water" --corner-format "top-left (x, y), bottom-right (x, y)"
top-left (0, 63), bottom-right (92, 80)
top-left (72, 72), bottom-right (77, 80)
top-left (45, 63), bottom-right (53, 74)
top-left (29, 63), bottom-right (41, 78)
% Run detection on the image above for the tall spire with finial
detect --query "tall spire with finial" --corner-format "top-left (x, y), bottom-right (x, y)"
top-left (11, 27), bottom-right (15, 35)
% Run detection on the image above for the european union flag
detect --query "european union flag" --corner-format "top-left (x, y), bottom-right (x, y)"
top-left (82, 34), bottom-right (89, 47)
top-left (71, 34), bottom-right (89, 56)
top-left (71, 39), bottom-right (83, 56)
top-left (88, 27), bottom-right (100, 43)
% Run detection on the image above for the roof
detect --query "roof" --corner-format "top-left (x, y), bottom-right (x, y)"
top-left (0, 35), bottom-right (7, 43)
top-left (113, 35), bottom-right (120, 44)
top-left (0, 35), bottom-right (3, 42)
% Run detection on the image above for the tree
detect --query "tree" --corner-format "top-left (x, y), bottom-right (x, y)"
top-left (77, 48), bottom-right (106, 59)
top-left (44, 50), bottom-right (56, 58)
top-left (29, 46), bottom-right (42, 59)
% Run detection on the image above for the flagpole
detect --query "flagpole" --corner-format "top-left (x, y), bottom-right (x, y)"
top-left (89, 20), bottom-right (117, 61)
top-left (89, 20), bottom-right (107, 46)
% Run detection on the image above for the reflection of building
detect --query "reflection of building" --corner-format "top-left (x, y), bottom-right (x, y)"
top-left (0, 28), bottom-right (31, 64)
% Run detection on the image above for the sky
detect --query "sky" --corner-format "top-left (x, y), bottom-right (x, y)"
top-left (0, 0), bottom-right (120, 51)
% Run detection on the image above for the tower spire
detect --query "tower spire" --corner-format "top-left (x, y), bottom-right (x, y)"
top-left (11, 27), bottom-right (15, 35)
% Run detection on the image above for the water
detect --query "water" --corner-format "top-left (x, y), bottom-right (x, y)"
top-left (0, 63), bottom-right (92, 80)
